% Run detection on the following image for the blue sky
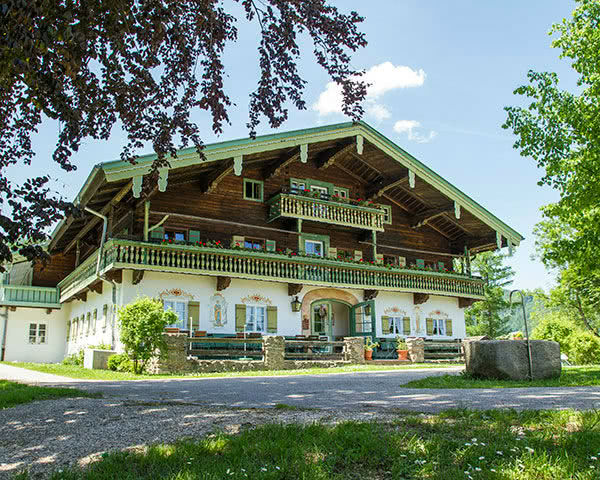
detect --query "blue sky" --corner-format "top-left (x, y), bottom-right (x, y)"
top-left (16, 0), bottom-right (578, 290)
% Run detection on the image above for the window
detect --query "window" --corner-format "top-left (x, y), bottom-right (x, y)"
top-left (92, 309), bottom-right (97, 335)
top-left (310, 185), bottom-right (328, 199)
top-left (388, 317), bottom-right (402, 335)
top-left (164, 300), bottom-right (188, 329)
top-left (381, 205), bottom-right (392, 224)
top-left (103, 305), bottom-right (109, 331)
top-left (337, 248), bottom-right (354, 261)
top-left (305, 240), bottom-right (324, 257)
top-left (243, 179), bottom-right (263, 202)
top-left (28, 323), bottom-right (47, 344)
top-left (244, 237), bottom-right (265, 250)
top-left (246, 305), bottom-right (266, 333)
top-left (86, 313), bottom-right (91, 336)
top-left (333, 187), bottom-right (349, 199)
top-left (165, 230), bottom-right (186, 242)
top-left (383, 254), bottom-right (397, 266)
top-left (290, 180), bottom-right (306, 194)
top-left (66, 321), bottom-right (71, 341)
top-left (432, 319), bottom-right (446, 336)
top-left (79, 315), bottom-right (84, 338)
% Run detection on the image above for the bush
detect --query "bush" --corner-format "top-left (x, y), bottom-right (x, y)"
top-left (532, 314), bottom-right (578, 355)
top-left (62, 349), bottom-right (84, 366)
top-left (569, 332), bottom-right (600, 365)
top-left (107, 353), bottom-right (133, 372)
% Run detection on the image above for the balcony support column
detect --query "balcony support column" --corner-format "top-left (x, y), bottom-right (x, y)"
top-left (371, 230), bottom-right (377, 258)
top-left (143, 201), bottom-right (150, 241)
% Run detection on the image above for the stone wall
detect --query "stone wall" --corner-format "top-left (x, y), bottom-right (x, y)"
top-left (406, 337), bottom-right (424, 363)
top-left (147, 334), bottom-right (367, 374)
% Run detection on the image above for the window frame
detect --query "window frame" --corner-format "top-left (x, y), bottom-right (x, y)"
top-left (164, 229), bottom-right (188, 242)
top-left (28, 322), bottom-right (47, 345)
top-left (244, 237), bottom-right (266, 250)
top-left (245, 304), bottom-right (267, 333)
top-left (381, 204), bottom-right (392, 224)
top-left (243, 178), bottom-right (264, 202)
top-left (431, 318), bottom-right (447, 336)
top-left (333, 187), bottom-right (349, 199)
top-left (163, 299), bottom-right (189, 330)
top-left (304, 239), bottom-right (324, 257)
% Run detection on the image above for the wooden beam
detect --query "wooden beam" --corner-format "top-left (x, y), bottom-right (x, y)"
top-left (132, 270), bottom-right (145, 285)
top-left (89, 280), bottom-right (103, 295)
top-left (451, 233), bottom-right (497, 252)
top-left (382, 193), bottom-right (411, 213)
top-left (411, 205), bottom-right (454, 229)
top-left (334, 162), bottom-right (370, 184)
top-left (364, 289), bottom-right (378, 301)
top-left (288, 283), bottom-right (303, 296)
top-left (105, 269), bottom-right (123, 284)
top-left (216, 276), bottom-right (231, 291)
top-left (413, 293), bottom-right (429, 305)
top-left (458, 297), bottom-right (479, 309)
top-left (366, 176), bottom-right (409, 200)
top-left (316, 143), bottom-right (354, 169)
top-left (202, 159), bottom-right (234, 193)
top-left (64, 181), bottom-right (133, 253)
top-left (263, 150), bottom-right (300, 180)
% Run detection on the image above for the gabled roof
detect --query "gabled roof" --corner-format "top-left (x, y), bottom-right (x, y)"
top-left (49, 121), bottom-right (523, 251)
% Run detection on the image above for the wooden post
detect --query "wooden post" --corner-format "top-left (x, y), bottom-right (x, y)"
top-left (371, 230), bottom-right (377, 258)
top-left (464, 246), bottom-right (472, 277)
top-left (107, 205), bottom-right (114, 238)
top-left (75, 240), bottom-right (81, 267)
top-left (143, 201), bottom-right (150, 242)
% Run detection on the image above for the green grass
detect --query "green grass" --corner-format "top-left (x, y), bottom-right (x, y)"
top-left (14, 409), bottom-right (600, 479)
top-left (401, 366), bottom-right (600, 389)
top-left (1, 361), bottom-right (459, 381)
top-left (0, 380), bottom-right (99, 409)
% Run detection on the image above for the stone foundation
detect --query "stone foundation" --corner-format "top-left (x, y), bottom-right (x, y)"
top-left (406, 337), bottom-right (425, 363)
top-left (147, 334), bottom-right (367, 374)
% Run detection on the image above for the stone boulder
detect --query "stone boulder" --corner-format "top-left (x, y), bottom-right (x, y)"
top-left (464, 340), bottom-right (561, 380)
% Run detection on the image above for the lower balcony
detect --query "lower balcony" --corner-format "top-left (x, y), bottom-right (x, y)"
top-left (58, 239), bottom-right (485, 302)
top-left (0, 285), bottom-right (61, 309)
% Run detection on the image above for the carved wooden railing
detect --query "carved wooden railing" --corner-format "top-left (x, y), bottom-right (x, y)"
top-left (0, 285), bottom-right (61, 308)
top-left (267, 193), bottom-right (386, 231)
top-left (59, 240), bottom-right (484, 302)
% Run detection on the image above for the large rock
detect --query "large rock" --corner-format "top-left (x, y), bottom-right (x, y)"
top-left (464, 340), bottom-right (561, 380)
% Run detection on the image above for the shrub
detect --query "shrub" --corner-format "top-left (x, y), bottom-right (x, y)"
top-left (532, 314), bottom-right (578, 355)
top-left (62, 349), bottom-right (84, 366)
top-left (569, 332), bottom-right (600, 365)
top-left (107, 353), bottom-right (133, 372)
top-left (118, 296), bottom-right (177, 374)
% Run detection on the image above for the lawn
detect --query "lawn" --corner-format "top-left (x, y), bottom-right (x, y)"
top-left (401, 366), bottom-right (600, 389)
top-left (1, 361), bottom-right (460, 381)
top-left (14, 409), bottom-right (600, 479)
top-left (0, 380), bottom-right (99, 409)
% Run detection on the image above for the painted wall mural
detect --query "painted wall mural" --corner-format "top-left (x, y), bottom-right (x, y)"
top-left (428, 309), bottom-right (449, 319)
top-left (210, 293), bottom-right (228, 328)
top-left (159, 288), bottom-right (194, 300)
top-left (240, 293), bottom-right (273, 305)
top-left (383, 306), bottom-right (408, 317)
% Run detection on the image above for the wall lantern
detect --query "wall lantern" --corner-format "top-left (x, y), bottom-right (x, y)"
top-left (291, 296), bottom-right (301, 312)
top-left (364, 304), bottom-right (372, 316)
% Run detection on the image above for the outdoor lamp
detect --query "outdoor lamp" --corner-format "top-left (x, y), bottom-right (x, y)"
top-left (291, 296), bottom-right (301, 312)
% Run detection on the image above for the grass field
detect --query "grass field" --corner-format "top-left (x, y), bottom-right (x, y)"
top-left (401, 366), bottom-right (600, 389)
top-left (0, 380), bottom-right (99, 409)
top-left (1, 361), bottom-right (459, 381)
top-left (14, 409), bottom-right (600, 479)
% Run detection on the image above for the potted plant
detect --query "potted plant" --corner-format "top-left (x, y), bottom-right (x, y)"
top-left (364, 337), bottom-right (380, 361)
top-left (395, 336), bottom-right (409, 361)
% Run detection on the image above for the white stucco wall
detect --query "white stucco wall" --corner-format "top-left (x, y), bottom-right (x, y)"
top-left (1, 307), bottom-right (67, 363)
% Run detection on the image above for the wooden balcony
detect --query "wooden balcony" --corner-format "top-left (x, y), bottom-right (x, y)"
top-left (267, 192), bottom-right (386, 231)
top-left (59, 240), bottom-right (485, 302)
top-left (0, 285), bottom-right (61, 309)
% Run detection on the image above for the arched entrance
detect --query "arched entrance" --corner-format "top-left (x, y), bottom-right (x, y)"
top-left (310, 299), bottom-right (352, 340)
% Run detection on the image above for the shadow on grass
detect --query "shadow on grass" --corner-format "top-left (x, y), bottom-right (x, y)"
top-left (0, 380), bottom-right (100, 409)
top-left (16, 409), bottom-right (600, 480)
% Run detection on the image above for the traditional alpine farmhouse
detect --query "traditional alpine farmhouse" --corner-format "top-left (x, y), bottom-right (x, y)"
top-left (0, 121), bottom-right (523, 363)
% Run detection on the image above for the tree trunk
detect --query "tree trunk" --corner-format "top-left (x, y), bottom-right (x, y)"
top-left (576, 293), bottom-right (600, 337)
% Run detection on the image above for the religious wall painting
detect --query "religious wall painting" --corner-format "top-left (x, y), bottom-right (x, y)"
top-left (210, 293), bottom-right (228, 328)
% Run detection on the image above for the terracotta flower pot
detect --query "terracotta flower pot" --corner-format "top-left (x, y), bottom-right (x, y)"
top-left (397, 350), bottom-right (409, 361)
top-left (365, 350), bottom-right (373, 361)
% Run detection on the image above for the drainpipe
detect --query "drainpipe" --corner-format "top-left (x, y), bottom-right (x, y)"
top-left (0, 306), bottom-right (8, 361)
top-left (84, 207), bottom-right (118, 349)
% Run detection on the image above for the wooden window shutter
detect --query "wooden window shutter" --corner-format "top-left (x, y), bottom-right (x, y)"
top-left (381, 316), bottom-right (390, 334)
top-left (235, 304), bottom-right (246, 332)
top-left (445, 319), bottom-right (453, 336)
top-left (375, 254), bottom-right (384, 264)
top-left (266, 240), bottom-right (276, 252)
top-left (189, 230), bottom-right (201, 244)
top-left (416, 259), bottom-right (425, 268)
top-left (188, 301), bottom-right (200, 332)
top-left (267, 306), bottom-right (278, 333)
top-left (232, 235), bottom-right (245, 248)
top-left (328, 247), bottom-right (337, 259)
top-left (150, 226), bottom-right (165, 240)
top-left (403, 317), bottom-right (411, 336)
top-left (398, 256), bottom-right (407, 267)
top-left (437, 261), bottom-right (445, 270)
top-left (354, 250), bottom-right (363, 261)
top-left (426, 318), bottom-right (434, 336)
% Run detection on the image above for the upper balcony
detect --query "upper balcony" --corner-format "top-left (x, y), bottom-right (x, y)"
top-left (0, 285), bottom-right (61, 309)
top-left (267, 188), bottom-right (386, 231)
top-left (58, 239), bottom-right (485, 303)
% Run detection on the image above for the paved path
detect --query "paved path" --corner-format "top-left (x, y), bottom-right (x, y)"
top-left (0, 363), bottom-right (77, 384)
top-left (5, 364), bottom-right (600, 413)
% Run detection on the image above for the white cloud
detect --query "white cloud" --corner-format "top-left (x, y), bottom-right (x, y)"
top-left (312, 62), bottom-right (426, 117)
top-left (366, 104), bottom-right (392, 122)
top-left (393, 120), bottom-right (437, 144)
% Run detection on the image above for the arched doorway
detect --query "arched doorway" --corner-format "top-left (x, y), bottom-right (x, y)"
top-left (310, 299), bottom-right (352, 340)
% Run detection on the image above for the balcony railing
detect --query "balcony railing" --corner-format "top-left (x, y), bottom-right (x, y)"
top-left (267, 191), bottom-right (386, 231)
top-left (0, 285), bottom-right (61, 308)
top-left (59, 239), bottom-right (484, 302)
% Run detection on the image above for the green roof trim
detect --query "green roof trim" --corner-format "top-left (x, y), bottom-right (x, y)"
top-left (51, 121), bottom-right (523, 247)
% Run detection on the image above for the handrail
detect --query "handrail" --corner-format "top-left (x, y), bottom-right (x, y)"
top-left (0, 284), bottom-right (61, 307)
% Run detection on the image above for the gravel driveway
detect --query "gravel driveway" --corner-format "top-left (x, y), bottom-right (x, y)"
top-left (3, 364), bottom-right (600, 478)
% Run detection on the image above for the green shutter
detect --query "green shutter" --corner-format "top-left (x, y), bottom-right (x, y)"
top-left (189, 301), bottom-right (200, 332)
top-left (445, 319), bottom-right (453, 337)
top-left (426, 318), bottom-right (434, 336)
top-left (267, 306), bottom-right (278, 333)
top-left (437, 261), bottom-right (445, 270)
top-left (266, 240), bottom-right (276, 252)
top-left (328, 247), bottom-right (338, 259)
top-left (354, 250), bottom-right (363, 261)
top-left (150, 226), bottom-right (165, 240)
top-left (232, 235), bottom-right (245, 248)
top-left (375, 254), bottom-right (384, 264)
top-left (235, 304), bottom-right (246, 332)
top-left (403, 317), bottom-right (411, 336)
top-left (381, 316), bottom-right (390, 334)
top-left (416, 259), bottom-right (425, 268)
top-left (189, 230), bottom-right (201, 244)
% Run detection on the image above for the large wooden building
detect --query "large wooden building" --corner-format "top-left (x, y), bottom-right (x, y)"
top-left (0, 121), bottom-right (522, 363)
